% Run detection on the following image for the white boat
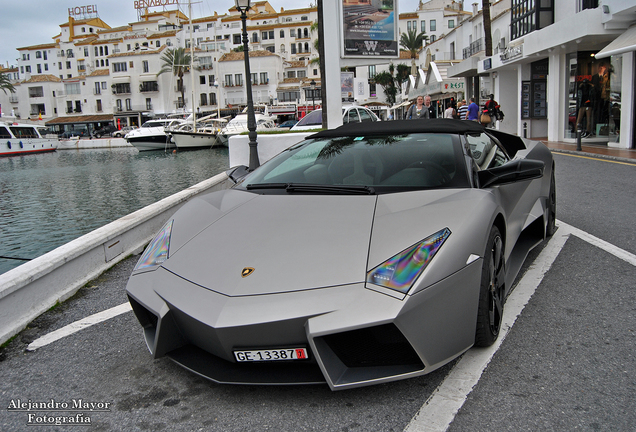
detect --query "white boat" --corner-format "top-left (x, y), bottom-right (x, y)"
top-left (217, 105), bottom-right (276, 146)
top-left (170, 114), bottom-right (227, 150)
top-left (125, 117), bottom-right (187, 151)
top-left (0, 121), bottom-right (58, 157)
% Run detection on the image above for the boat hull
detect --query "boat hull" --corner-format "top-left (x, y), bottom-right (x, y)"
top-left (171, 131), bottom-right (220, 150)
top-left (0, 139), bottom-right (58, 157)
top-left (126, 134), bottom-right (176, 151)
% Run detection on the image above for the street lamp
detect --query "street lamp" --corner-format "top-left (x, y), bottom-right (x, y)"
top-left (235, 0), bottom-right (260, 171)
top-left (214, 79), bottom-right (220, 121)
top-left (310, 79), bottom-right (316, 112)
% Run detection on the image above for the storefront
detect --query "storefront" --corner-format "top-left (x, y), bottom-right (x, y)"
top-left (565, 52), bottom-right (621, 142)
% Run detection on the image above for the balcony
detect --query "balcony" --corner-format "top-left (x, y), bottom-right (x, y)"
top-left (9, 96), bottom-right (18, 103)
top-left (462, 38), bottom-right (483, 59)
top-left (93, 89), bottom-right (101, 95)
top-left (140, 82), bottom-right (159, 93)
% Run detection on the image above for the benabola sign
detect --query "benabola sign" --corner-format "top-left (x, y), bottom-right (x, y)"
top-left (134, 0), bottom-right (180, 9)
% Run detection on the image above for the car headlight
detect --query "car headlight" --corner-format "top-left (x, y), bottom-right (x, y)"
top-left (366, 228), bottom-right (451, 294)
top-left (134, 220), bottom-right (173, 271)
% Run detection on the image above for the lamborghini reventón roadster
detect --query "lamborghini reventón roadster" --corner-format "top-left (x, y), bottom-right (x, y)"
top-left (126, 119), bottom-right (556, 390)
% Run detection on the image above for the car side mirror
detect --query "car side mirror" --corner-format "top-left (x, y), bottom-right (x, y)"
top-left (227, 165), bottom-right (250, 183)
top-left (478, 159), bottom-right (544, 188)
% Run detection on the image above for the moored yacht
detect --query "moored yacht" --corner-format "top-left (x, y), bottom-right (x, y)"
top-left (169, 114), bottom-right (227, 150)
top-left (0, 121), bottom-right (59, 157)
top-left (216, 105), bottom-right (276, 147)
top-left (125, 117), bottom-right (188, 151)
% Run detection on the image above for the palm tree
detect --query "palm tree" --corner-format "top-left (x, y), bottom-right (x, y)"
top-left (399, 28), bottom-right (428, 77)
top-left (158, 47), bottom-right (191, 109)
top-left (0, 73), bottom-right (16, 94)
top-left (310, 20), bottom-right (320, 66)
top-left (483, 0), bottom-right (493, 57)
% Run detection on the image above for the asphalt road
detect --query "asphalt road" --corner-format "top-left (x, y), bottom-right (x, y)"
top-left (1, 150), bottom-right (634, 431)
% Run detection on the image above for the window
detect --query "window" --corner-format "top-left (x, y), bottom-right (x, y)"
top-left (430, 35), bottom-right (436, 42)
top-left (210, 92), bottom-right (217, 105)
top-left (430, 20), bottom-right (436, 31)
top-left (290, 29), bottom-right (296, 38)
top-left (262, 31), bottom-right (268, 40)
top-left (209, 75), bottom-right (216, 86)
top-left (298, 70), bottom-right (306, 78)
top-left (65, 83), bottom-right (81, 95)
top-left (143, 61), bottom-right (149, 73)
top-left (44, 64), bottom-right (48, 71)
top-left (280, 30), bottom-right (285, 38)
top-left (251, 73), bottom-right (257, 85)
top-left (129, 61), bottom-right (133, 68)
top-left (102, 82), bottom-right (107, 89)
top-left (269, 30), bottom-right (274, 39)
top-left (66, 62), bottom-right (71, 70)
top-left (252, 32), bottom-right (259, 43)
top-left (225, 74), bottom-right (233, 86)
top-left (287, 71), bottom-right (296, 78)
top-left (113, 83), bottom-right (131, 94)
top-left (140, 81), bottom-right (159, 92)
top-left (200, 75), bottom-right (206, 85)
top-left (95, 82), bottom-right (101, 94)
top-left (104, 46), bottom-right (108, 55)
top-left (116, 99), bottom-right (122, 111)
top-left (233, 34), bottom-right (241, 44)
top-left (28, 86), bottom-right (44, 97)
top-left (407, 21), bottom-right (412, 31)
top-left (36, 51), bottom-right (42, 59)
top-left (113, 62), bottom-right (127, 72)
top-left (369, 65), bottom-right (376, 78)
top-left (146, 98), bottom-right (152, 110)
top-left (37, 64), bottom-right (42, 74)
top-left (301, 15), bottom-right (308, 21)
top-left (156, 40), bottom-right (160, 47)
top-left (200, 93), bottom-right (208, 106)
top-left (421, 21), bottom-right (426, 32)
top-left (43, 51), bottom-right (47, 60)
top-left (125, 98), bottom-right (132, 111)
top-left (449, 20), bottom-right (454, 28)
top-left (84, 47), bottom-right (89, 56)
top-left (370, 82), bottom-right (377, 97)
top-left (260, 72), bottom-right (268, 84)
top-left (95, 47), bottom-right (99, 56)
top-left (291, 44), bottom-right (297, 54)
top-left (277, 91), bottom-right (300, 102)
top-left (235, 73), bottom-right (243, 86)
top-left (96, 99), bottom-right (102, 112)
top-left (266, 46), bottom-right (275, 53)
top-left (66, 101), bottom-right (73, 113)
top-left (75, 101), bottom-right (82, 113)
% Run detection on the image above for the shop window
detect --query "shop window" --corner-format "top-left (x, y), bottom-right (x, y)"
top-left (565, 51), bottom-right (618, 139)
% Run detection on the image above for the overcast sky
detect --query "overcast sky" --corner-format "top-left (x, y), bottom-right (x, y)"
top-left (0, 0), bottom-right (424, 68)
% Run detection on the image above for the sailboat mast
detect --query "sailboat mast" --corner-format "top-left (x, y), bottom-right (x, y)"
top-left (189, 0), bottom-right (196, 132)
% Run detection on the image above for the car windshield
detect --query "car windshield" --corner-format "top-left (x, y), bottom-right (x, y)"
top-left (237, 133), bottom-right (470, 194)
top-left (295, 110), bottom-right (322, 127)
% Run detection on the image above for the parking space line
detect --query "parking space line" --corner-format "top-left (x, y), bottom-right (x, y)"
top-left (26, 302), bottom-right (132, 352)
top-left (404, 223), bottom-right (572, 432)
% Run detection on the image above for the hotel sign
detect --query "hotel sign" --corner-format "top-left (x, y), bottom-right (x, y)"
top-left (500, 45), bottom-right (523, 63)
top-left (68, 5), bottom-right (98, 17)
top-left (134, 0), bottom-right (179, 9)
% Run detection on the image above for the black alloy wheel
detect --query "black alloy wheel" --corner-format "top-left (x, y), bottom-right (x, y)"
top-left (546, 169), bottom-right (557, 237)
top-left (475, 226), bottom-right (505, 347)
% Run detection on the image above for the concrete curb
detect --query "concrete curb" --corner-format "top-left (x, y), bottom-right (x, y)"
top-left (0, 172), bottom-right (232, 345)
top-left (548, 148), bottom-right (636, 164)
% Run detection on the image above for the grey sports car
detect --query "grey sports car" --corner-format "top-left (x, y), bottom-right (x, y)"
top-left (126, 119), bottom-right (556, 390)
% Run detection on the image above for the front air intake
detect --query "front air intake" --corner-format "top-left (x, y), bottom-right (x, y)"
top-left (321, 324), bottom-right (423, 368)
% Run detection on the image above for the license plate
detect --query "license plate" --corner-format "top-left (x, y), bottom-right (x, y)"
top-left (234, 348), bottom-right (309, 362)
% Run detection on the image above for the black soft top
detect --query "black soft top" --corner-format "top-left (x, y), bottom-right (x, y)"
top-left (307, 118), bottom-right (526, 158)
top-left (308, 118), bottom-right (485, 138)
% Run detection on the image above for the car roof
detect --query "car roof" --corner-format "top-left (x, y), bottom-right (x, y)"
top-left (309, 118), bottom-right (484, 139)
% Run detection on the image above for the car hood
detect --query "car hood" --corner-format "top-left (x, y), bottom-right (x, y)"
top-left (162, 189), bottom-right (377, 296)
top-left (161, 188), bottom-right (493, 297)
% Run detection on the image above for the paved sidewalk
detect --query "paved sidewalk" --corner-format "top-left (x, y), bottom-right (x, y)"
top-left (541, 139), bottom-right (636, 162)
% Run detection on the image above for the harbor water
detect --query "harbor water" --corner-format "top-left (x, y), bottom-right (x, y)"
top-left (0, 147), bottom-right (229, 275)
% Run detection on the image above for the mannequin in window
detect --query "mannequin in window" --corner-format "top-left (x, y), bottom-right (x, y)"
top-left (576, 79), bottom-right (593, 138)
top-left (591, 62), bottom-right (610, 135)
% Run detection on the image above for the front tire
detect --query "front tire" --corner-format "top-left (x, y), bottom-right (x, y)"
top-left (475, 226), bottom-right (505, 347)
top-left (546, 169), bottom-right (557, 237)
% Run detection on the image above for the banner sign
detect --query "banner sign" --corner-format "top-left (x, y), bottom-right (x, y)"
top-left (342, 0), bottom-right (398, 58)
top-left (134, 0), bottom-right (179, 9)
top-left (341, 72), bottom-right (354, 99)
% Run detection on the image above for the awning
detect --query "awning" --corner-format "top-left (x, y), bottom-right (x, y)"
top-left (112, 76), bottom-right (131, 83)
top-left (596, 25), bottom-right (636, 59)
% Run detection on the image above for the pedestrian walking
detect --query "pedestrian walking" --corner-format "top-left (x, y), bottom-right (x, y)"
top-left (466, 98), bottom-right (480, 121)
top-left (406, 96), bottom-right (429, 119)
top-left (457, 100), bottom-right (468, 120)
